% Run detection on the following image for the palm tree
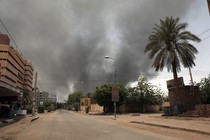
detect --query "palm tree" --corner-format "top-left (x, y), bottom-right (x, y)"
top-left (144, 17), bottom-right (201, 80)
top-left (21, 89), bottom-right (32, 109)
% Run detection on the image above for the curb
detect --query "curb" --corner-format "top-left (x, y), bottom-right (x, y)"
top-left (0, 119), bottom-right (15, 127)
top-left (130, 121), bottom-right (210, 136)
top-left (2, 119), bottom-right (14, 123)
top-left (0, 116), bottom-right (25, 127)
top-left (31, 117), bottom-right (39, 122)
top-left (112, 118), bottom-right (117, 120)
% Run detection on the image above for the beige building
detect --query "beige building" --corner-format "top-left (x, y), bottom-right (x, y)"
top-left (0, 34), bottom-right (34, 93)
top-left (80, 98), bottom-right (103, 113)
top-left (35, 91), bottom-right (57, 106)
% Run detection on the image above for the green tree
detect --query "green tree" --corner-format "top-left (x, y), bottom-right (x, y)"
top-left (199, 75), bottom-right (210, 104)
top-left (21, 89), bottom-right (32, 109)
top-left (38, 105), bottom-right (44, 113)
top-left (85, 92), bottom-right (97, 104)
top-left (73, 102), bottom-right (80, 112)
top-left (67, 91), bottom-right (83, 104)
top-left (153, 86), bottom-right (166, 104)
top-left (126, 75), bottom-right (164, 112)
top-left (67, 91), bottom-right (84, 110)
top-left (93, 83), bottom-right (128, 113)
top-left (56, 102), bottom-right (65, 109)
top-left (144, 17), bottom-right (201, 80)
top-left (44, 102), bottom-right (56, 112)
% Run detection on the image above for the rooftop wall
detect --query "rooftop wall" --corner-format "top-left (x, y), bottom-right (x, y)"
top-left (0, 34), bottom-right (10, 45)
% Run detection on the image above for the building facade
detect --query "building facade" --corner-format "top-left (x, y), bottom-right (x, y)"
top-left (36, 91), bottom-right (48, 106)
top-left (48, 94), bottom-right (57, 103)
top-left (166, 77), bottom-right (201, 115)
top-left (23, 61), bottom-right (33, 91)
top-left (0, 34), bottom-right (34, 93)
top-left (36, 91), bottom-right (57, 106)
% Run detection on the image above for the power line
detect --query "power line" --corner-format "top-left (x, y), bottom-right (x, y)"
top-left (0, 18), bottom-right (18, 49)
top-left (189, 28), bottom-right (210, 82)
top-left (198, 28), bottom-right (210, 36)
top-left (200, 35), bottom-right (210, 42)
top-left (0, 17), bottom-right (26, 59)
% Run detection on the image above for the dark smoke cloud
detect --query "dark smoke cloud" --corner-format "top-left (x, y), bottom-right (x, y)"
top-left (0, 0), bottom-right (198, 101)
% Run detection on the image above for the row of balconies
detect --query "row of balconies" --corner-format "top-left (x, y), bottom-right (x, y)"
top-left (0, 52), bottom-right (25, 74)
top-left (0, 45), bottom-right (34, 92)
top-left (9, 46), bottom-right (25, 69)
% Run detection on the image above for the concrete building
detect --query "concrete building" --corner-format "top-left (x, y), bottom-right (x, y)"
top-left (0, 34), bottom-right (34, 117)
top-left (36, 91), bottom-right (48, 106)
top-left (48, 94), bottom-right (57, 103)
top-left (36, 91), bottom-right (57, 106)
top-left (0, 34), bottom-right (34, 93)
top-left (23, 61), bottom-right (34, 92)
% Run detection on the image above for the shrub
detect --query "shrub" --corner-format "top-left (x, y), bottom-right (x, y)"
top-left (38, 105), bottom-right (44, 113)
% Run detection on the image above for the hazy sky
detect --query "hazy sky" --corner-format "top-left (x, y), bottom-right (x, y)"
top-left (0, 0), bottom-right (209, 101)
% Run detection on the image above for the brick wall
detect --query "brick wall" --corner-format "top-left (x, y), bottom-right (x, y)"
top-left (206, 104), bottom-right (210, 117)
top-left (0, 34), bottom-right (10, 45)
top-left (90, 104), bottom-right (103, 112)
top-left (80, 104), bottom-right (103, 113)
top-left (195, 104), bottom-right (210, 117)
top-left (117, 104), bottom-right (160, 113)
top-left (168, 83), bottom-right (201, 113)
top-left (180, 104), bottom-right (210, 117)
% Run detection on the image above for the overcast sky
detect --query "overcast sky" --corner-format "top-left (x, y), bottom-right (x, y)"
top-left (0, 0), bottom-right (209, 101)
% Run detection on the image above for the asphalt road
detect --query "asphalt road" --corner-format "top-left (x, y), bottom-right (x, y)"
top-left (11, 110), bottom-right (178, 140)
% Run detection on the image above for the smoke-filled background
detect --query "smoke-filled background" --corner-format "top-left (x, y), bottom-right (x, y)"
top-left (0, 0), bottom-right (204, 101)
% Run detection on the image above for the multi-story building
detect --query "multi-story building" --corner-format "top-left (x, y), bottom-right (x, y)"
top-left (48, 94), bottom-right (57, 103)
top-left (0, 34), bottom-right (34, 104)
top-left (36, 91), bottom-right (57, 106)
top-left (36, 91), bottom-right (48, 105)
top-left (23, 61), bottom-right (33, 92)
top-left (0, 34), bottom-right (34, 118)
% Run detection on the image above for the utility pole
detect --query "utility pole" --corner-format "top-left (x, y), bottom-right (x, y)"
top-left (114, 59), bottom-right (117, 118)
top-left (105, 56), bottom-right (118, 118)
top-left (189, 68), bottom-right (194, 86)
top-left (32, 72), bottom-right (37, 116)
top-left (188, 27), bottom-right (210, 86)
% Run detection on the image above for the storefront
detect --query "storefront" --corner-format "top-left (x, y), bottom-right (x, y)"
top-left (0, 81), bottom-right (21, 118)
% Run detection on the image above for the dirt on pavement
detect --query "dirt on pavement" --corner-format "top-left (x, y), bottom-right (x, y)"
top-left (1, 112), bottom-right (210, 140)
top-left (82, 112), bottom-right (210, 140)
top-left (0, 115), bottom-right (36, 140)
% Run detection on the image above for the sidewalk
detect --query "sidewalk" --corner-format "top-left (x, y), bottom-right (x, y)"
top-left (0, 116), bottom-right (23, 127)
top-left (0, 115), bottom-right (39, 127)
top-left (114, 113), bottom-right (210, 135)
top-left (87, 112), bottom-right (210, 135)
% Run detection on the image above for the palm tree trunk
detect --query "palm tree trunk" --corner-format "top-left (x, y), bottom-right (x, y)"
top-left (172, 61), bottom-right (179, 112)
top-left (172, 61), bottom-right (178, 80)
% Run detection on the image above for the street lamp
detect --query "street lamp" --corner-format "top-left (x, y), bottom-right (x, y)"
top-left (104, 56), bottom-right (116, 84)
top-left (104, 56), bottom-right (117, 118)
